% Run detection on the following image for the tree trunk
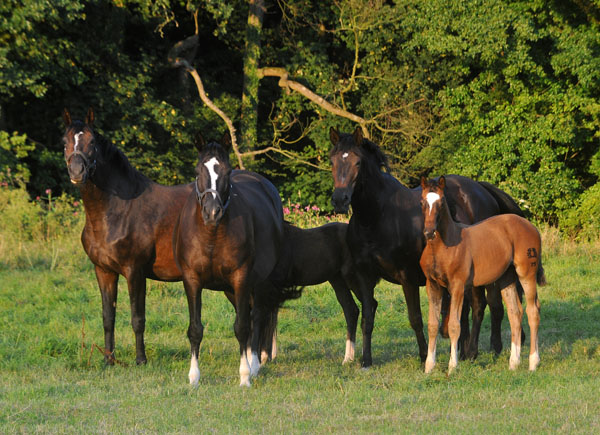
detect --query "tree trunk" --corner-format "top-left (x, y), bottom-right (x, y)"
top-left (240, 0), bottom-right (265, 160)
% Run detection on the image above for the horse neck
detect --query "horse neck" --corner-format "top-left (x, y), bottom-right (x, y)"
top-left (78, 159), bottom-right (151, 223)
top-left (433, 200), bottom-right (462, 248)
top-left (350, 169), bottom-right (388, 225)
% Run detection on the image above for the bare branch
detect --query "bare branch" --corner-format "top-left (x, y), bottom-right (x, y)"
top-left (258, 67), bottom-right (370, 139)
top-left (168, 35), bottom-right (245, 169)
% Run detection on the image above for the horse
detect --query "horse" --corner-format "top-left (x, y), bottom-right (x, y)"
top-left (62, 108), bottom-right (197, 365)
top-left (62, 108), bottom-right (254, 366)
top-left (419, 176), bottom-right (545, 373)
top-left (173, 135), bottom-right (299, 387)
top-left (273, 221), bottom-right (367, 364)
top-left (328, 127), bottom-right (524, 366)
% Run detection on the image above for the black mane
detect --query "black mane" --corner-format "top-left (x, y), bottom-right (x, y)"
top-left (94, 131), bottom-right (151, 198)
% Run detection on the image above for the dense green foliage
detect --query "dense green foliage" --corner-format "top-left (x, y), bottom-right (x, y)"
top-left (1, 184), bottom-right (600, 432)
top-left (1, 1), bottom-right (599, 231)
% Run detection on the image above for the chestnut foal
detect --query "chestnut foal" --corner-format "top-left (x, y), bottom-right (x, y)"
top-left (419, 176), bottom-right (545, 374)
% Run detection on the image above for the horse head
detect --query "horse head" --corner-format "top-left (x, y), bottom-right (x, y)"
top-left (329, 126), bottom-right (365, 214)
top-left (62, 108), bottom-right (98, 185)
top-left (194, 132), bottom-right (233, 226)
top-left (420, 175), bottom-right (446, 240)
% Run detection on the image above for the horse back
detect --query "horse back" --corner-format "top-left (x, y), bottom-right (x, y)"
top-left (466, 214), bottom-right (541, 286)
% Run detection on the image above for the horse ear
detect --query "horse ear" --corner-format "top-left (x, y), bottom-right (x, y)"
top-left (62, 108), bottom-right (72, 126)
top-left (86, 107), bottom-right (95, 126)
top-left (221, 132), bottom-right (232, 151)
top-left (194, 132), bottom-right (206, 153)
top-left (329, 127), bottom-right (340, 146)
top-left (421, 176), bottom-right (427, 190)
top-left (353, 126), bottom-right (364, 145)
top-left (439, 175), bottom-right (446, 191)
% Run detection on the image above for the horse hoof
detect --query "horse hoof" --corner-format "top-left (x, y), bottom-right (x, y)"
top-left (509, 358), bottom-right (520, 371)
top-left (250, 357), bottom-right (260, 378)
top-left (188, 368), bottom-right (200, 386)
top-left (529, 353), bottom-right (540, 371)
top-left (424, 361), bottom-right (435, 374)
top-left (239, 377), bottom-right (251, 387)
top-left (136, 358), bottom-right (147, 366)
top-left (342, 357), bottom-right (354, 365)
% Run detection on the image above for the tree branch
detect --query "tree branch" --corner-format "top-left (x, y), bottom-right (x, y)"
top-left (258, 66), bottom-right (370, 139)
top-left (168, 35), bottom-right (245, 169)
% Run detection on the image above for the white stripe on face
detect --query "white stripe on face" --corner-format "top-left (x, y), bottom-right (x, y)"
top-left (204, 157), bottom-right (220, 198)
top-left (342, 152), bottom-right (349, 159)
top-left (74, 131), bottom-right (84, 151)
top-left (425, 192), bottom-right (440, 215)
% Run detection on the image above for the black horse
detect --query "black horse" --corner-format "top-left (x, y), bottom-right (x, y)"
top-left (271, 221), bottom-right (369, 363)
top-left (174, 135), bottom-right (298, 387)
top-left (62, 108), bottom-right (196, 365)
top-left (329, 127), bottom-right (524, 366)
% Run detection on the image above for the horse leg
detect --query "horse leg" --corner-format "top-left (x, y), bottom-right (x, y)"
top-left (125, 270), bottom-right (147, 365)
top-left (466, 286), bottom-right (487, 360)
top-left (520, 277), bottom-right (541, 371)
top-left (440, 290), bottom-right (450, 339)
top-left (260, 307), bottom-right (278, 365)
top-left (354, 272), bottom-right (377, 368)
top-left (447, 282), bottom-right (465, 374)
top-left (183, 275), bottom-right (203, 386)
top-left (330, 275), bottom-right (359, 364)
top-left (459, 289), bottom-right (471, 360)
top-left (403, 281), bottom-right (427, 362)
top-left (94, 266), bottom-right (119, 364)
top-left (232, 273), bottom-right (253, 387)
top-left (425, 280), bottom-right (443, 374)
top-left (486, 286), bottom-right (504, 354)
top-left (500, 282), bottom-right (523, 370)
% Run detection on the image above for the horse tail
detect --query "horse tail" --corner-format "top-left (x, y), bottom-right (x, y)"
top-left (477, 181), bottom-right (525, 217)
top-left (537, 260), bottom-right (547, 286)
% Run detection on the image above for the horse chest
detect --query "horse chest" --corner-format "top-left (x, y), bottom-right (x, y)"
top-left (81, 222), bottom-right (151, 273)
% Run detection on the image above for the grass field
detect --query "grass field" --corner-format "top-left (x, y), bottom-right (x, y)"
top-left (1, 224), bottom-right (599, 433)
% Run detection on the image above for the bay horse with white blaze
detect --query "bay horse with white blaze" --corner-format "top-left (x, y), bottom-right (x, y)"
top-left (174, 135), bottom-right (299, 387)
top-left (329, 127), bottom-right (524, 366)
top-left (419, 176), bottom-right (545, 374)
top-left (62, 108), bottom-right (197, 365)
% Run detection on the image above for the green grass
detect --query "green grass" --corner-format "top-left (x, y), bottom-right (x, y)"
top-left (1, 228), bottom-right (600, 433)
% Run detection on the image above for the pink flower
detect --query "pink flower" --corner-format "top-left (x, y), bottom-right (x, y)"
top-left (36, 196), bottom-right (40, 201)
top-left (45, 189), bottom-right (52, 195)
top-left (283, 207), bottom-right (290, 215)
top-left (73, 201), bottom-right (80, 207)
top-left (312, 205), bottom-right (320, 212)
top-left (305, 205), bottom-right (310, 212)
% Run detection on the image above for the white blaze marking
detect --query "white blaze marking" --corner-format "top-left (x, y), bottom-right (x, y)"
top-left (74, 132), bottom-right (84, 151)
top-left (204, 157), bottom-right (220, 198)
top-left (342, 152), bottom-right (349, 159)
top-left (425, 192), bottom-right (441, 215)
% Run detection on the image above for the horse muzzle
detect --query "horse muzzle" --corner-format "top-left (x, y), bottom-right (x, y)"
top-left (67, 158), bottom-right (88, 185)
top-left (424, 229), bottom-right (437, 240)
top-left (201, 201), bottom-right (224, 226)
top-left (331, 187), bottom-right (352, 214)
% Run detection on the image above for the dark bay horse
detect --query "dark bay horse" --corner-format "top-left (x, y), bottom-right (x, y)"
top-left (174, 136), bottom-right (299, 387)
top-left (273, 221), bottom-right (367, 363)
top-left (419, 176), bottom-right (545, 373)
top-left (328, 127), bottom-right (524, 366)
top-left (62, 108), bottom-right (196, 365)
